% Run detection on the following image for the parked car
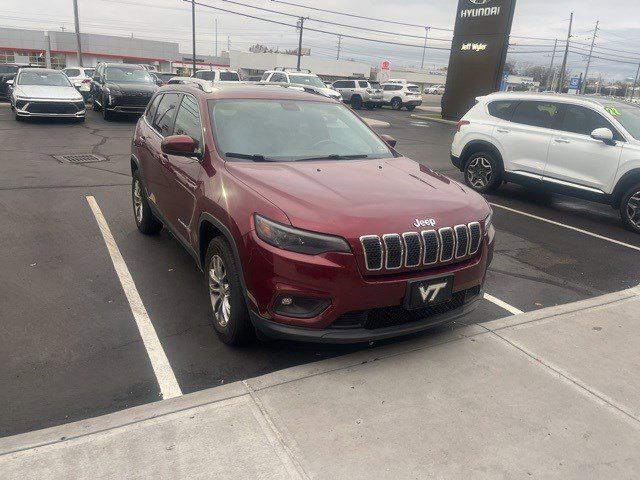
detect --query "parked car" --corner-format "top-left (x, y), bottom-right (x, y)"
top-left (193, 69), bottom-right (240, 83)
top-left (381, 83), bottom-right (423, 111)
top-left (11, 68), bottom-right (85, 121)
top-left (156, 72), bottom-right (177, 85)
top-left (0, 63), bottom-right (29, 100)
top-left (426, 84), bottom-right (445, 95)
top-left (452, 92), bottom-right (640, 233)
top-left (130, 83), bottom-right (495, 345)
top-left (244, 75), bottom-right (263, 83)
top-left (91, 63), bottom-right (158, 120)
top-left (331, 79), bottom-right (384, 109)
top-left (62, 67), bottom-right (95, 100)
top-left (260, 69), bottom-right (342, 101)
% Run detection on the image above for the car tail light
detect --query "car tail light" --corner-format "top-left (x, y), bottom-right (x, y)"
top-left (457, 120), bottom-right (470, 132)
top-left (82, 78), bottom-right (92, 83)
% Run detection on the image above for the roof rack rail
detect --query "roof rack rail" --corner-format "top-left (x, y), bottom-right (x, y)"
top-left (273, 67), bottom-right (312, 73)
top-left (257, 82), bottom-right (324, 96)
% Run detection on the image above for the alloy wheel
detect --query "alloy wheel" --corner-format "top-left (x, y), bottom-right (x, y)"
top-left (209, 255), bottom-right (231, 327)
top-left (626, 191), bottom-right (640, 229)
top-left (467, 157), bottom-right (493, 189)
top-left (133, 179), bottom-right (143, 224)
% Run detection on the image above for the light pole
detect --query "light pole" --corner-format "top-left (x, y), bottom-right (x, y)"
top-left (558, 12), bottom-right (573, 93)
top-left (581, 20), bottom-right (598, 94)
top-left (296, 17), bottom-right (305, 71)
top-left (191, 0), bottom-right (196, 74)
top-left (420, 27), bottom-right (430, 69)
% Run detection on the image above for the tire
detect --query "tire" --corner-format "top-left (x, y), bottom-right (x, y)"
top-left (351, 95), bottom-right (363, 110)
top-left (391, 97), bottom-right (402, 110)
top-left (15, 113), bottom-right (23, 122)
top-left (132, 171), bottom-right (163, 235)
top-left (205, 237), bottom-right (254, 345)
top-left (406, 105), bottom-right (416, 111)
top-left (619, 183), bottom-right (640, 233)
top-left (102, 100), bottom-right (112, 121)
top-left (463, 151), bottom-right (503, 194)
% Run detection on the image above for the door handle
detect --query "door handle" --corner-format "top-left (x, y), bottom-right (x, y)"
top-left (554, 138), bottom-right (571, 144)
top-left (496, 128), bottom-right (510, 133)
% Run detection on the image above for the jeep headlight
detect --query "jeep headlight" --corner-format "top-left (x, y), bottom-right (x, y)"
top-left (254, 215), bottom-right (351, 255)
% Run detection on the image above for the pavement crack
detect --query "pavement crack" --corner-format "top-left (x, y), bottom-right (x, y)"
top-left (488, 267), bottom-right (604, 297)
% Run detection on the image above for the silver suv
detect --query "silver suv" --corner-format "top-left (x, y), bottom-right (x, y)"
top-left (331, 79), bottom-right (384, 110)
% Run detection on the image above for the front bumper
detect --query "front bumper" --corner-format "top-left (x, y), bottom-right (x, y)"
top-left (14, 99), bottom-right (86, 118)
top-left (242, 227), bottom-right (494, 343)
top-left (105, 94), bottom-right (153, 114)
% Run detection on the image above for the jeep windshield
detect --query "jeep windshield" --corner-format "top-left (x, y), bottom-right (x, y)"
top-left (604, 104), bottom-right (640, 140)
top-left (210, 99), bottom-right (394, 162)
top-left (105, 66), bottom-right (154, 84)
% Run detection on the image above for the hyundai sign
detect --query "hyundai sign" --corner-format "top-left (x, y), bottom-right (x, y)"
top-left (441, 0), bottom-right (517, 120)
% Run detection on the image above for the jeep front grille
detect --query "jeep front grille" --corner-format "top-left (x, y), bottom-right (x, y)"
top-left (360, 222), bottom-right (482, 272)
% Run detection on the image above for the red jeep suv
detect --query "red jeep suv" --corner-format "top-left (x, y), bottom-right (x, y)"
top-left (131, 83), bottom-right (495, 345)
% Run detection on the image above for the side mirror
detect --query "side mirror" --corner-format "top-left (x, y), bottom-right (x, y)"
top-left (591, 127), bottom-right (615, 146)
top-left (161, 135), bottom-right (200, 157)
top-left (380, 134), bottom-right (397, 148)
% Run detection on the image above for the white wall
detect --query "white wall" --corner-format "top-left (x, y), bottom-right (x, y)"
top-left (228, 51), bottom-right (371, 78)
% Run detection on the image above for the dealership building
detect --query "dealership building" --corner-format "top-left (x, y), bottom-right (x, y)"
top-left (0, 26), bottom-right (448, 85)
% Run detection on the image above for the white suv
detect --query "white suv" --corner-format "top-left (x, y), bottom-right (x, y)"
top-left (451, 92), bottom-right (640, 232)
top-left (193, 69), bottom-right (240, 83)
top-left (261, 69), bottom-right (342, 101)
top-left (63, 67), bottom-right (95, 100)
top-left (381, 83), bottom-right (423, 111)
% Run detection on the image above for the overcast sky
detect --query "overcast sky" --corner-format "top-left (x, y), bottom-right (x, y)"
top-left (3, 0), bottom-right (640, 79)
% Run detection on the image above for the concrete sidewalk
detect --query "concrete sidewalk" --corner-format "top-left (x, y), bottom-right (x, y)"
top-left (2, 286), bottom-right (640, 479)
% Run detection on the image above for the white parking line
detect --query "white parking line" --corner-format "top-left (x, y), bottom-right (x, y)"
top-left (483, 293), bottom-right (524, 315)
top-left (86, 196), bottom-right (182, 399)
top-left (490, 202), bottom-right (640, 253)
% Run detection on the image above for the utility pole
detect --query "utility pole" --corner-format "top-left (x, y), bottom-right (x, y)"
top-left (227, 35), bottom-right (230, 53)
top-left (296, 17), bottom-right (305, 71)
top-left (214, 18), bottom-right (218, 58)
top-left (546, 39), bottom-right (558, 91)
top-left (72, 0), bottom-right (83, 67)
top-left (191, 0), bottom-right (196, 74)
top-left (336, 34), bottom-right (342, 60)
top-left (420, 26), bottom-right (430, 69)
top-left (581, 20), bottom-right (598, 94)
top-left (557, 12), bottom-right (573, 93)
top-left (631, 63), bottom-right (640, 102)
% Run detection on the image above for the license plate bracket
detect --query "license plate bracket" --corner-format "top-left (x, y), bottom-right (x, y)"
top-left (404, 275), bottom-right (454, 310)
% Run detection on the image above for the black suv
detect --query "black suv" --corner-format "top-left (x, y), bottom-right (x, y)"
top-left (0, 64), bottom-right (29, 100)
top-left (90, 63), bottom-right (158, 120)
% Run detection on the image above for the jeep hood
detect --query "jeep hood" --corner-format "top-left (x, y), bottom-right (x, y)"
top-left (225, 157), bottom-right (490, 238)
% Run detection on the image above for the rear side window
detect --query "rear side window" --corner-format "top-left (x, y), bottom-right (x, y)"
top-left (172, 95), bottom-right (203, 152)
top-left (153, 93), bottom-right (181, 136)
top-left (332, 81), bottom-right (347, 88)
top-left (512, 101), bottom-right (561, 129)
top-left (270, 73), bottom-right (287, 83)
top-left (261, 72), bottom-right (270, 81)
top-left (145, 94), bottom-right (162, 123)
top-left (358, 81), bottom-right (369, 88)
top-left (195, 71), bottom-right (215, 81)
top-left (219, 71), bottom-right (239, 81)
top-left (407, 85), bottom-right (420, 92)
top-left (560, 105), bottom-right (624, 141)
top-left (64, 69), bottom-right (81, 77)
top-left (488, 101), bottom-right (517, 120)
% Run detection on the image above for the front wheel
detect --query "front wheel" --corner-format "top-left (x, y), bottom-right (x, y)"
top-left (463, 151), bottom-right (502, 193)
top-left (132, 171), bottom-right (163, 234)
top-left (205, 237), bottom-right (254, 345)
top-left (365, 103), bottom-right (375, 110)
top-left (391, 98), bottom-right (402, 110)
top-left (620, 183), bottom-right (640, 233)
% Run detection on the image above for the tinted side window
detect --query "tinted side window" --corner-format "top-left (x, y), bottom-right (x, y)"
top-left (271, 73), bottom-right (287, 83)
top-left (172, 95), bottom-right (203, 153)
top-left (145, 94), bottom-right (162, 123)
top-left (153, 93), bottom-right (181, 136)
top-left (260, 72), bottom-right (270, 81)
top-left (358, 81), bottom-right (369, 88)
top-left (345, 81), bottom-right (356, 88)
top-left (333, 81), bottom-right (347, 88)
top-left (512, 101), bottom-right (561, 129)
top-left (488, 101), bottom-right (517, 120)
top-left (195, 71), bottom-right (215, 81)
top-left (560, 105), bottom-right (624, 141)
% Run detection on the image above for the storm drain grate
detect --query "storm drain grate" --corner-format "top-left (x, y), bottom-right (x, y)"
top-left (54, 154), bottom-right (107, 164)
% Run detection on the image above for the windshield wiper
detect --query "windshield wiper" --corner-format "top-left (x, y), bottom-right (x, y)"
top-left (225, 152), bottom-right (277, 162)
top-left (296, 154), bottom-right (369, 161)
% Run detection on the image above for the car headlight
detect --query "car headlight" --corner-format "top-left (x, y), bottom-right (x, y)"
top-left (254, 214), bottom-right (351, 255)
top-left (483, 209), bottom-right (493, 231)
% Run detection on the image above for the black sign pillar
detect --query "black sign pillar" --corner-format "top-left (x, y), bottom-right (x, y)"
top-left (441, 0), bottom-right (517, 120)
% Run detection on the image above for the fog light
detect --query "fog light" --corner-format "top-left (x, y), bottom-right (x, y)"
top-left (272, 295), bottom-right (331, 319)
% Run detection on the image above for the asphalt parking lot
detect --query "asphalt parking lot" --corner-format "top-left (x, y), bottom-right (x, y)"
top-left (1, 100), bottom-right (639, 438)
